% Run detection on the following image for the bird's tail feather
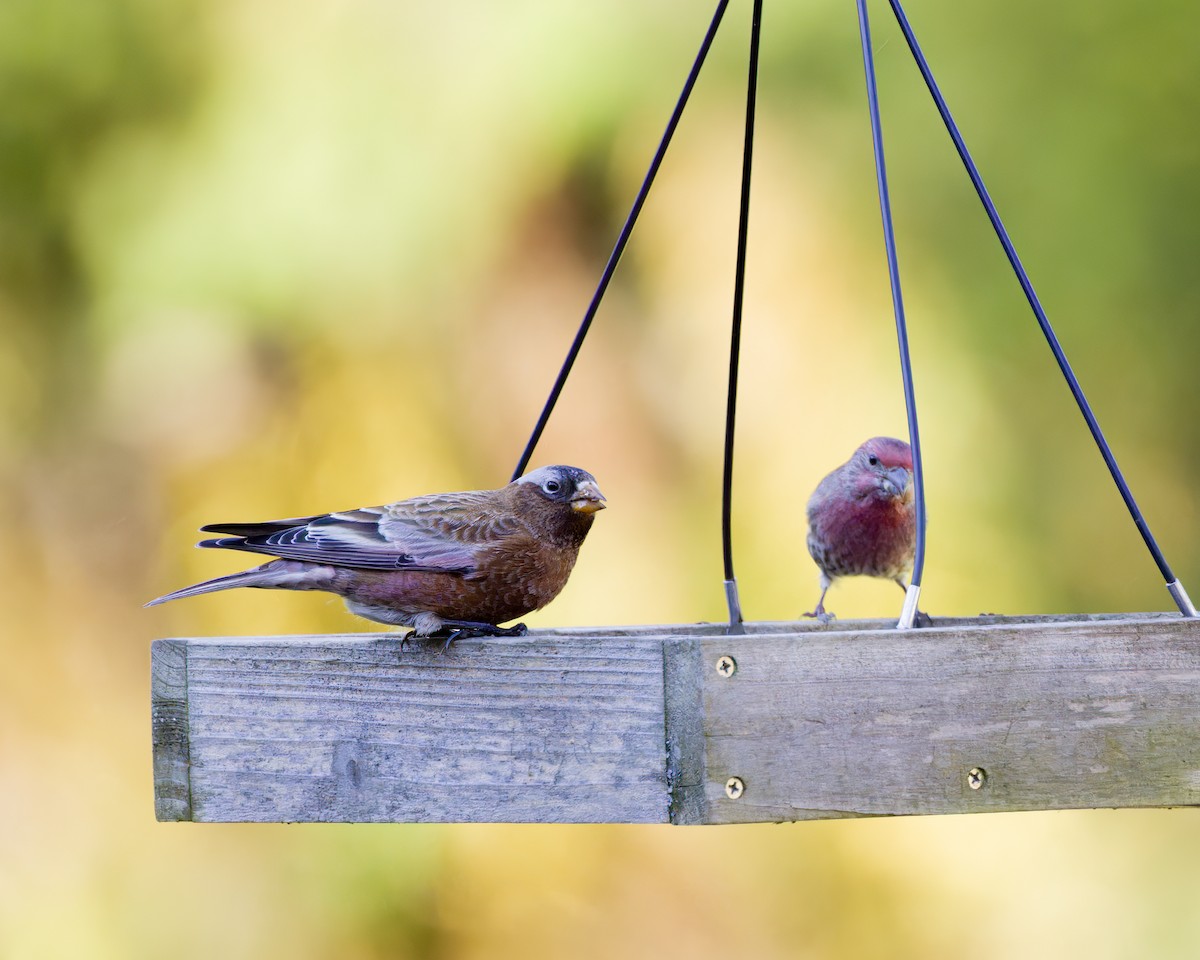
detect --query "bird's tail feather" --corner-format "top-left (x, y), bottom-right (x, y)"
top-left (144, 561), bottom-right (328, 607)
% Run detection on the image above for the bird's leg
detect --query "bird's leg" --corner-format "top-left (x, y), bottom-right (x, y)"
top-left (430, 620), bottom-right (529, 652)
top-left (803, 583), bottom-right (836, 624)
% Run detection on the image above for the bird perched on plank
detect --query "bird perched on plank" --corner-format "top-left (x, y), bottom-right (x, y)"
top-left (147, 465), bottom-right (606, 645)
top-left (804, 436), bottom-right (915, 621)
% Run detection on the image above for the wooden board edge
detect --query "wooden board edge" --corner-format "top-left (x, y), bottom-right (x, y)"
top-left (156, 612), bottom-right (1194, 647)
top-left (151, 638), bottom-right (193, 822)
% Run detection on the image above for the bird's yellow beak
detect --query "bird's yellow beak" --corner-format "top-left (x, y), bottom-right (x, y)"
top-left (571, 480), bottom-right (607, 513)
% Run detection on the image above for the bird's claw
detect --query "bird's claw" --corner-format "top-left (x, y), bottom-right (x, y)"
top-left (803, 609), bottom-right (837, 626)
top-left (429, 620), bottom-right (529, 652)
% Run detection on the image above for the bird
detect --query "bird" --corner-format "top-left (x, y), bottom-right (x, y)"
top-left (803, 436), bottom-right (915, 621)
top-left (146, 465), bottom-right (607, 645)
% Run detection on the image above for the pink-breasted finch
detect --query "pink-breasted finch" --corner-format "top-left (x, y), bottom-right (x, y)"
top-left (804, 436), bottom-right (915, 620)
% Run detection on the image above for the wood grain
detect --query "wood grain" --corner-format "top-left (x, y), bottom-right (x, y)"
top-left (150, 614), bottom-right (1200, 824)
top-left (153, 632), bottom-right (668, 823)
top-left (151, 639), bottom-right (192, 821)
top-left (694, 616), bottom-right (1200, 823)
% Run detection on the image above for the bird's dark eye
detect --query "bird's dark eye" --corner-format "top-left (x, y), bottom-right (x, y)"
top-left (867, 454), bottom-right (880, 467)
top-left (544, 479), bottom-right (562, 494)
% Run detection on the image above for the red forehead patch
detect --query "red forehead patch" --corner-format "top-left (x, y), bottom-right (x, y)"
top-left (860, 436), bottom-right (912, 470)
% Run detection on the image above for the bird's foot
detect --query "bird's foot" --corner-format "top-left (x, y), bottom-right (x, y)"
top-left (803, 608), bottom-right (837, 626)
top-left (913, 610), bottom-right (933, 629)
top-left (385, 626), bottom-right (415, 652)
top-left (430, 620), bottom-right (529, 652)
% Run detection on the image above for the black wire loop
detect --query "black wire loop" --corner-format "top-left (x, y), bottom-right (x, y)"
top-left (508, 0), bottom-right (1195, 624)
top-left (512, 0), bottom-right (730, 482)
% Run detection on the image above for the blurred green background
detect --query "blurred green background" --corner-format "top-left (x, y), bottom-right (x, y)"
top-left (3, 0), bottom-right (1200, 956)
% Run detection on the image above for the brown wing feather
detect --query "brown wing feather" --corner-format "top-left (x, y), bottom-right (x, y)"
top-left (197, 486), bottom-right (531, 573)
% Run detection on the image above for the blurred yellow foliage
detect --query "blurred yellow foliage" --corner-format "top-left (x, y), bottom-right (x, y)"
top-left (2, 0), bottom-right (1200, 957)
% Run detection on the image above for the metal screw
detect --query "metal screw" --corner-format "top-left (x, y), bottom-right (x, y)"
top-left (967, 767), bottom-right (986, 790)
top-left (715, 655), bottom-right (737, 678)
top-left (725, 776), bottom-right (745, 800)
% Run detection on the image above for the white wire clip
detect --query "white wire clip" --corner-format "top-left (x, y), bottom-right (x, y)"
top-left (1167, 580), bottom-right (1199, 618)
top-left (724, 579), bottom-right (745, 634)
top-left (896, 583), bottom-right (922, 630)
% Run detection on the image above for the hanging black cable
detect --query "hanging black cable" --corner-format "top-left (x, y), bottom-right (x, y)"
top-left (512, 0), bottom-right (730, 482)
top-left (721, 0), bottom-right (765, 633)
top-left (855, 0), bottom-right (927, 629)
top-left (884, 0), bottom-right (1197, 618)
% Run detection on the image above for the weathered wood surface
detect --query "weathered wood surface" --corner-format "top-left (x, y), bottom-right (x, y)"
top-left (683, 615), bottom-right (1200, 823)
top-left (153, 633), bottom-right (668, 823)
top-left (151, 639), bottom-right (191, 821)
top-left (151, 613), bottom-right (1200, 823)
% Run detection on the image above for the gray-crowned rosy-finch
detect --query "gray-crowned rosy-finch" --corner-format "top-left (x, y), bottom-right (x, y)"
top-left (147, 465), bottom-right (606, 643)
top-left (804, 436), bottom-right (915, 620)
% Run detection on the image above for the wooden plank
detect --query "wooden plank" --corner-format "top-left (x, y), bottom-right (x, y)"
top-left (155, 632), bottom-right (669, 823)
top-left (151, 613), bottom-right (1200, 824)
top-left (693, 615), bottom-right (1200, 823)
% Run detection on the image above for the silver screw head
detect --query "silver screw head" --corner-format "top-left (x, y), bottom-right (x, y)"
top-left (725, 776), bottom-right (745, 800)
top-left (967, 767), bottom-right (986, 790)
top-left (715, 655), bottom-right (737, 678)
